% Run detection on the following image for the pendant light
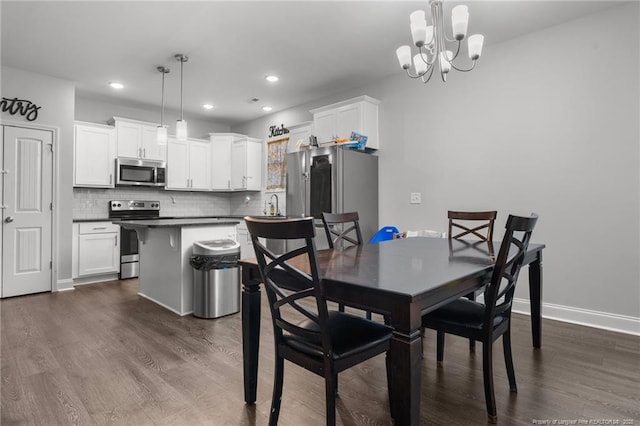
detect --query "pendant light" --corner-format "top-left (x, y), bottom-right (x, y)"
top-left (175, 53), bottom-right (189, 141)
top-left (156, 66), bottom-right (170, 145)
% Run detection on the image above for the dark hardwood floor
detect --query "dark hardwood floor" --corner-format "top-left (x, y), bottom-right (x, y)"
top-left (1, 279), bottom-right (638, 425)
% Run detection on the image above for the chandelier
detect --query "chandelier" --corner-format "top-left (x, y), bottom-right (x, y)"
top-left (395, 0), bottom-right (484, 83)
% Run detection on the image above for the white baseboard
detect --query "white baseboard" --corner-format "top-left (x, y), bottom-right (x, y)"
top-left (56, 278), bottom-right (74, 292)
top-left (512, 298), bottom-right (640, 336)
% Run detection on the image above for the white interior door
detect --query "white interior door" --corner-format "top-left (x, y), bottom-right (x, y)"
top-left (2, 126), bottom-right (53, 298)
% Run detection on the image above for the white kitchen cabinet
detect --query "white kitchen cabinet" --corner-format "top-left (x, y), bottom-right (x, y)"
top-left (286, 122), bottom-right (312, 153)
top-left (73, 222), bottom-right (120, 278)
top-left (210, 133), bottom-right (242, 191)
top-left (231, 137), bottom-right (262, 190)
top-left (73, 122), bottom-right (116, 188)
top-left (166, 137), bottom-right (211, 191)
top-left (236, 221), bottom-right (266, 259)
top-left (111, 117), bottom-right (166, 161)
top-left (310, 95), bottom-right (381, 150)
top-left (236, 222), bottom-right (253, 259)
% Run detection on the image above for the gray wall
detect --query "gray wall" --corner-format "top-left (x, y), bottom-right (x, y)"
top-left (75, 96), bottom-right (231, 138)
top-left (233, 3), bottom-right (640, 319)
top-left (1, 66), bottom-right (75, 286)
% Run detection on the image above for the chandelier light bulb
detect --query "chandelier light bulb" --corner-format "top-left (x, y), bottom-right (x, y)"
top-left (451, 5), bottom-right (469, 40)
top-left (468, 34), bottom-right (484, 60)
top-left (414, 54), bottom-right (429, 75)
top-left (396, 46), bottom-right (412, 70)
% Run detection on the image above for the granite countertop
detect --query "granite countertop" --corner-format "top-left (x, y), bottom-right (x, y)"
top-left (112, 217), bottom-right (241, 228)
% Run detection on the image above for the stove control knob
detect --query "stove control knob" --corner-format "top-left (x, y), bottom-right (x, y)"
top-left (117, 203), bottom-right (122, 207)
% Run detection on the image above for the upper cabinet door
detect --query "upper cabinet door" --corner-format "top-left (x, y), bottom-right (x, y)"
top-left (231, 140), bottom-right (247, 189)
top-left (335, 103), bottom-right (362, 141)
top-left (188, 139), bottom-right (211, 191)
top-left (115, 120), bottom-right (142, 158)
top-left (141, 124), bottom-right (166, 161)
top-left (166, 138), bottom-right (189, 190)
top-left (210, 135), bottom-right (232, 190)
top-left (245, 138), bottom-right (262, 191)
top-left (74, 123), bottom-right (116, 188)
top-left (313, 110), bottom-right (335, 144)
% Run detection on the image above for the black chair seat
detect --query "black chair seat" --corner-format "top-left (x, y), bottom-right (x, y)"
top-left (285, 311), bottom-right (393, 360)
top-left (422, 299), bottom-right (506, 331)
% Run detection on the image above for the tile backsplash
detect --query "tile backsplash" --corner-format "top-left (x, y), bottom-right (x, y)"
top-left (230, 190), bottom-right (286, 217)
top-left (74, 188), bottom-right (288, 220)
top-left (73, 187), bottom-right (233, 219)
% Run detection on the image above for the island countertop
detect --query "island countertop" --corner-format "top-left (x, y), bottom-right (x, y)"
top-left (113, 218), bottom-right (241, 228)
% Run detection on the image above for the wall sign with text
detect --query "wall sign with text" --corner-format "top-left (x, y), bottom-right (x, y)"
top-left (1, 97), bottom-right (41, 121)
top-left (268, 124), bottom-right (289, 138)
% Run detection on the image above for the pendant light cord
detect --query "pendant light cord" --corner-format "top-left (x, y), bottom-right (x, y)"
top-left (161, 70), bottom-right (166, 126)
top-left (179, 56), bottom-right (185, 121)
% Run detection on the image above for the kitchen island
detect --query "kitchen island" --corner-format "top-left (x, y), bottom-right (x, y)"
top-left (113, 218), bottom-right (240, 316)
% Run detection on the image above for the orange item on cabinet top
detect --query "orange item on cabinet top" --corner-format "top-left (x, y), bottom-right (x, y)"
top-left (335, 138), bottom-right (350, 143)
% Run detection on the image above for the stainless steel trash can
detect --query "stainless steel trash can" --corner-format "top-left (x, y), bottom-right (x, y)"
top-left (190, 239), bottom-right (241, 319)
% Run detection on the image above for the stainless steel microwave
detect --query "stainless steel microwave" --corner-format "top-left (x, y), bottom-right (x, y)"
top-left (115, 157), bottom-right (166, 187)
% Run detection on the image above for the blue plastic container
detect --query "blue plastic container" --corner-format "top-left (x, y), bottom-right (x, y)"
top-left (369, 226), bottom-right (400, 244)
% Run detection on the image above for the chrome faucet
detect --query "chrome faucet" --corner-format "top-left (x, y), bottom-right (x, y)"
top-left (269, 194), bottom-right (280, 216)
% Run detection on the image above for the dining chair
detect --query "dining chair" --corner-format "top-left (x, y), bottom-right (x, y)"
top-left (448, 210), bottom-right (498, 350)
top-left (422, 213), bottom-right (538, 423)
top-left (448, 210), bottom-right (497, 242)
top-left (321, 212), bottom-right (373, 318)
top-left (245, 216), bottom-right (393, 426)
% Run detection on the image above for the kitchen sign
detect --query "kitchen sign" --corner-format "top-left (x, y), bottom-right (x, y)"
top-left (1, 97), bottom-right (41, 121)
top-left (268, 123), bottom-right (289, 138)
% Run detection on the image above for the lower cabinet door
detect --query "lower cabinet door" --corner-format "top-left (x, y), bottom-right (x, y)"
top-left (78, 233), bottom-right (120, 276)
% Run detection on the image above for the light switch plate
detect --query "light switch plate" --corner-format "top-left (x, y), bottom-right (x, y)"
top-left (410, 192), bottom-right (421, 204)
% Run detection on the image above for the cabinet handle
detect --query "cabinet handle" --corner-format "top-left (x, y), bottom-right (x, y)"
top-left (143, 148), bottom-right (146, 158)
top-left (138, 147), bottom-right (141, 157)
top-left (109, 174), bottom-right (112, 185)
top-left (228, 179), bottom-right (230, 189)
top-left (186, 178), bottom-right (190, 188)
top-left (92, 227), bottom-right (107, 230)
top-left (115, 235), bottom-right (118, 246)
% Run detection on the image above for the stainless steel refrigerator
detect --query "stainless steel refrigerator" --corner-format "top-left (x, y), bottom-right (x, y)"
top-left (286, 145), bottom-right (378, 250)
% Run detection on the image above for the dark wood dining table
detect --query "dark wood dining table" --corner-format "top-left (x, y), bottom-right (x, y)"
top-left (239, 237), bottom-right (545, 425)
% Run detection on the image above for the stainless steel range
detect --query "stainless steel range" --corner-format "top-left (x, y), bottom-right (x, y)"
top-left (109, 200), bottom-right (160, 279)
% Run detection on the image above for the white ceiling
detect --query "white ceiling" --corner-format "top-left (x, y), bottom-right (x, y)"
top-left (1, 1), bottom-right (619, 125)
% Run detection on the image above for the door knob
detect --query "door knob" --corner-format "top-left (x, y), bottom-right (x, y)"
top-left (5, 216), bottom-right (14, 223)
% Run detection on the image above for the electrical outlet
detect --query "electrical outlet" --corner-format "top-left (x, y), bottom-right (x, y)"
top-left (410, 192), bottom-right (421, 204)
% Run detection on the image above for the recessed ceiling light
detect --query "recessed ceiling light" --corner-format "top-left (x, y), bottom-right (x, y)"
top-left (262, 106), bottom-right (273, 112)
top-left (202, 103), bottom-right (214, 110)
top-left (265, 75), bottom-right (279, 83)
top-left (109, 82), bottom-right (124, 90)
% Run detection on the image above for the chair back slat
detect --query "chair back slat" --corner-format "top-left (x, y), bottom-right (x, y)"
top-left (245, 216), bottom-right (331, 351)
top-left (483, 213), bottom-right (538, 330)
top-left (448, 210), bottom-right (497, 242)
top-left (322, 212), bottom-right (364, 249)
